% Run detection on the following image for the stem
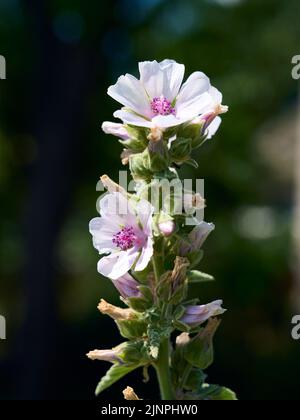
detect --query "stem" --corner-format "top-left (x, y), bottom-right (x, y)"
top-left (155, 337), bottom-right (175, 400)
top-left (152, 256), bottom-right (161, 284)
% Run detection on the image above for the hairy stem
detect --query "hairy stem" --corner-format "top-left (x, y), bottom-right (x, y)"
top-left (155, 337), bottom-right (175, 400)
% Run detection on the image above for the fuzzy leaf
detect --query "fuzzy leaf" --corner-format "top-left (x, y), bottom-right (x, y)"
top-left (95, 364), bottom-right (138, 396)
top-left (187, 270), bottom-right (215, 283)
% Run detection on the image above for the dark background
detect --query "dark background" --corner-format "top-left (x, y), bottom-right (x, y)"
top-left (0, 0), bottom-right (300, 400)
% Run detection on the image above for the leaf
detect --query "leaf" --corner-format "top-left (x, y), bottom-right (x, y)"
top-left (197, 384), bottom-right (238, 401)
top-left (185, 369), bottom-right (207, 392)
top-left (185, 158), bottom-right (199, 169)
top-left (95, 364), bottom-right (139, 396)
top-left (187, 270), bottom-right (215, 284)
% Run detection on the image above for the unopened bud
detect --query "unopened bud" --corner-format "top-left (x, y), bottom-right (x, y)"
top-left (180, 300), bottom-right (226, 327)
top-left (183, 318), bottom-right (221, 369)
top-left (102, 122), bottom-right (129, 140)
top-left (86, 348), bottom-right (121, 363)
top-left (159, 220), bottom-right (176, 237)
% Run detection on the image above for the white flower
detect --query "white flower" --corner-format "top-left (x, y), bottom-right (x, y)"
top-left (89, 192), bottom-right (154, 280)
top-left (106, 59), bottom-right (225, 130)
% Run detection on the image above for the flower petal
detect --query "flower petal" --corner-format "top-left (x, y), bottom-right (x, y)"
top-left (176, 72), bottom-right (211, 119)
top-left (89, 217), bottom-right (119, 254)
top-left (206, 116), bottom-right (222, 139)
top-left (114, 109), bottom-right (153, 128)
top-left (134, 237), bottom-right (153, 272)
top-left (98, 249), bottom-right (139, 280)
top-left (139, 59), bottom-right (185, 101)
top-left (108, 74), bottom-right (151, 117)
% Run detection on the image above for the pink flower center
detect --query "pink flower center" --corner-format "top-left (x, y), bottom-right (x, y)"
top-left (113, 226), bottom-right (137, 251)
top-left (151, 96), bottom-right (176, 116)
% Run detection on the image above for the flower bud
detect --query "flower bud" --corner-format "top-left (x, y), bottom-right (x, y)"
top-left (102, 122), bottom-right (129, 140)
top-left (183, 318), bottom-right (221, 369)
top-left (179, 222), bottom-right (215, 256)
top-left (86, 348), bottom-right (122, 363)
top-left (112, 273), bottom-right (142, 299)
top-left (98, 299), bottom-right (136, 321)
top-left (159, 220), bottom-right (176, 237)
top-left (180, 300), bottom-right (226, 327)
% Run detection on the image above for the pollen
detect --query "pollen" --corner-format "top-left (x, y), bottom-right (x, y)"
top-left (150, 96), bottom-right (175, 116)
top-left (113, 226), bottom-right (137, 251)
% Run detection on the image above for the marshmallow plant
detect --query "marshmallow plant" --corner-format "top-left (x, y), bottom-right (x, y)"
top-left (88, 60), bottom-right (237, 400)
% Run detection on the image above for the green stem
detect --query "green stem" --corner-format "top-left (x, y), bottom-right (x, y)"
top-left (155, 337), bottom-right (175, 400)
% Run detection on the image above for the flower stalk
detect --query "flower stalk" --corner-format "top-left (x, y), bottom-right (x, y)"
top-left (87, 60), bottom-right (237, 401)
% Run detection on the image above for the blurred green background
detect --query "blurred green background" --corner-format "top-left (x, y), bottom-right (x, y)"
top-left (1, 0), bottom-right (300, 400)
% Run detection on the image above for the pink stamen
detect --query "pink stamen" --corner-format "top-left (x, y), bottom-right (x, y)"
top-left (151, 96), bottom-right (176, 116)
top-left (113, 226), bottom-right (137, 251)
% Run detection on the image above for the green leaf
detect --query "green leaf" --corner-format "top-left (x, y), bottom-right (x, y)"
top-left (187, 270), bottom-right (215, 283)
top-left (173, 320), bottom-right (191, 332)
top-left (127, 296), bottom-right (152, 312)
top-left (184, 158), bottom-right (199, 169)
top-left (95, 364), bottom-right (138, 396)
top-left (187, 250), bottom-right (204, 269)
top-left (185, 369), bottom-right (207, 392)
top-left (197, 384), bottom-right (238, 401)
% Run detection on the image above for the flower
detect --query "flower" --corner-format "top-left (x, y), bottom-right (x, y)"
top-left (112, 273), bottom-right (142, 299)
top-left (179, 221), bottom-right (215, 256)
top-left (90, 192), bottom-right (154, 280)
top-left (106, 59), bottom-right (226, 130)
top-left (180, 300), bottom-right (226, 327)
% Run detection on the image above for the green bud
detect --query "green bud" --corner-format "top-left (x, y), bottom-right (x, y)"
top-left (129, 151), bottom-right (153, 181)
top-left (183, 318), bottom-right (221, 369)
top-left (148, 138), bottom-right (170, 172)
top-left (169, 137), bottom-right (192, 164)
top-left (120, 125), bottom-right (149, 152)
top-left (116, 318), bottom-right (148, 340)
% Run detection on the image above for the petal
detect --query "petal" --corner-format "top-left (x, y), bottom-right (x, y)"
top-left (136, 199), bottom-right (154, 233)
top-left (206, 116), bottom-right (222, 140)
top-left (139, 60), bottom-right (185, 101)
top-left (102, 122), bottom-right (129, 140)
top-left (176, 72), bottom-right (211, 119)
top-left (89, 217), bottom-right (118, 254)
top-left (108, 74), bottom-right (151, 117)
top-left (99, 192), bottom-right (135, 219)
top-left (151, 114), bottom-right (186, 128)
top-left (98, 249), bottom-right (139, 280)
top-left (134, 237), bottom-right (154, 272)
top-left (114, 109), bottom-right (153, 128)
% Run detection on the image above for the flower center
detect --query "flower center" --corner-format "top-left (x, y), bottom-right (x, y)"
top-left (112, 226), bottom-right (137, 251)
top-left (151, 96), bottom-right (175, 116)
